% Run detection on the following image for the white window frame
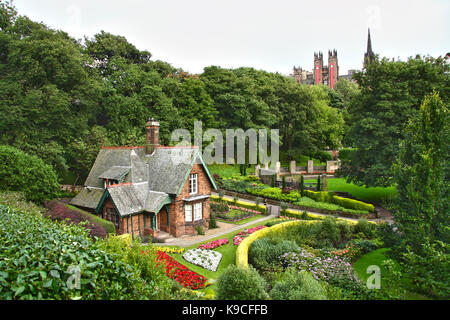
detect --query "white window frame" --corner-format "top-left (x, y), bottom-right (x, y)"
top-left (194, 202), bottom-right (202, 221)
top-left (189, 173), bottom-right (198, 195)
top-left (185, 204), bottom-right (192, 222)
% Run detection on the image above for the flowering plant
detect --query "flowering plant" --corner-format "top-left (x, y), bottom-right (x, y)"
top-left (198, 238), bottom-right (228, 250)
top-left (153, 251), bottom-right (207, 290)
top-left (154, 246), bottom-right (185, 254)
top-left (233, 225), bottom-right (267, 245)
top-left (183, 248), bottom-right (222, 272)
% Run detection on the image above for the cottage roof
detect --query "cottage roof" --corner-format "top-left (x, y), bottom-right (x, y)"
top-left (70, 145), bottom-right (217, 216)
top-left (98, 166), bottom-right (131, 181)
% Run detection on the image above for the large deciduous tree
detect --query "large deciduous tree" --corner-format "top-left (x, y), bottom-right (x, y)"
top-left (339, 55), bottom-right (449, 187)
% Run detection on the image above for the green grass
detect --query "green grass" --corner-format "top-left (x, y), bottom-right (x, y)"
top-left (353, 248), bottom-right (431, 300)
top-left (217, 214), bottom-right (265, 225)
top-left (208, 163), bottom-right (256, 178)
top-left (306, 178), bottom-right (397, 203)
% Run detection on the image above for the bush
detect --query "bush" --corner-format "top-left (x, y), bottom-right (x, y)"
top-left (0, 145), bottom-right (59, 203)
top-left (348, 239), bottom-right (379, 255)
top-left (209, 212), bottom-right (218, 229)
top-left (44, 200), bottom-right (108, 239)
top-left (332, 196), bottom-right (375, 212)
top-left (319, 217), bottom-right (341, 246)
top-left (354, 219), bottom-right (376, 239)
top-left (269, 269), bottom-right (327, 300)
top-left (210, 201), bottom-right (228, 215)
top-left (249, 238), bottom-right (299, 271)
top-left (67, 204), bottom-right (116, 234)
top-left (0, 204), bottom-right (152, 299)
top-left (214, 265), bottom-right (268, 300)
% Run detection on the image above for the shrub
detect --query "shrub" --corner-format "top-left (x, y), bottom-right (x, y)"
top-left (67, 204), bottom-right (116, 234)
top-left (209, 212), bottom-right (218, 229)
top-left (319, 217), bottom-right (341, 246)
top-left (249, 238), bottom-right (299, 271)
top-left (0, 145), bottom-right (59, 203)
top-left (354, 219), bottom-right (376, 238)
top-left (210, 202), bottom-right (228, 215)
top-left (332, 196), bottom-right (375, 212)
top-left (269, 269), bottom-right (327, 300)
top-left (0, 204), bottom-right (154, 299)
top-left (348, 239), bottom-right (379, 255)
top-left (44, 200), bottom-right (108, 239)
top-left (214, 265), bottom-right (268, 300)
top-left (196, 226), bottom-right (205, 235)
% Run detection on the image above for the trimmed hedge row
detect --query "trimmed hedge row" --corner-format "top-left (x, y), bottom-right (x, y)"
top-left (66, 204), bottom-right (116, 234)
top-left (304, 190), bottom-right (375, 212)
top-left (210, 194), bottom-right (267, 214)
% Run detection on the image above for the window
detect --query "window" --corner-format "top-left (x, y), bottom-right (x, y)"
top-left (189, 173), bottom-right (198, 195)
top-left (185, 204), bottom-right (192, 222)
top-left (194, 202), bottom-right (202, 221)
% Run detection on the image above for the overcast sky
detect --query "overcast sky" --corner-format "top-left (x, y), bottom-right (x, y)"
top-left (13, 0), bottom-right (450, 75)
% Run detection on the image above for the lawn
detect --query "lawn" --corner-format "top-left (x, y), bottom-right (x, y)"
top-left (306, 178), bottom-right (397, 204)
top-left (209, 163), bottom-right (255, 178)
top-left (353, 248), bottom-right (430, 300)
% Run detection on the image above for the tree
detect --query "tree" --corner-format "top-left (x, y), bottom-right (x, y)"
top-left (340, 55), bottom-right (450, 187)
top-left (393, 90), bottom-right (449, 250)
top-left (392, 91), bottom-right (449, 298)
top-left (0, 145), bottom-right (59, 203)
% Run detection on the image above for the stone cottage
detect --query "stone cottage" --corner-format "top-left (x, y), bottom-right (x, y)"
top-left (70, 119), bottom-right (217, 238)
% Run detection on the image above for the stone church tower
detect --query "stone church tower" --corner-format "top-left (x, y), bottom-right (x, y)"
top-left (313, 50), bottom-right (339, 89)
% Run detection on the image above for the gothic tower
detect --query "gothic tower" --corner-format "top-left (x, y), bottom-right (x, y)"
top-left (328, 49), bottom-right (338, 89)
top-left (314, 52), bottom-right (323, 84)
top-left (364, 28), bottom-right (375, 67)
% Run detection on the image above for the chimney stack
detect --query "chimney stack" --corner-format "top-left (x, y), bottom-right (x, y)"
top-left (146, 117), bottom-right (159, 155)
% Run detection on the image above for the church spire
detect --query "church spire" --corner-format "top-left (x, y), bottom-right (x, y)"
top-left (364, 28), bottom-right (375, 67)
top-left (367, 28), bottom-right (372, 54)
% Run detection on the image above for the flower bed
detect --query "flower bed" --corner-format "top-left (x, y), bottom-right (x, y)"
top-left (217, 208), bottom-right (258, 222)
top-left (233, 225), bottom-right (267, 246)
top-left (198, 238), bottom-right (229, 250)
top-left (155, 251), bottom-right (207, 289)
top-left (183, 248), bottom-right (222, 272)
top-left (154, 246), bottom-right (185, 254)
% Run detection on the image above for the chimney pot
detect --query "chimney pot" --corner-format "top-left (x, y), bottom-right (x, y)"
top-left (146, 118), bottom-right (159, 155)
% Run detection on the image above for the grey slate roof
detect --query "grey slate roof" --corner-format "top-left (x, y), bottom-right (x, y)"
top-left (70, 188), bottom-right (104, 210)
top-left (147, 147), bottom-right (199, 195)
top-left (70, 146), bottom-right (216, 217)
top-left (144, 191), bottom-right (170, 213)
top-left (98, 166), bottom-right (131, 181)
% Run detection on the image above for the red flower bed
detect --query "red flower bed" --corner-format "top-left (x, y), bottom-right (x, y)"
top-left (198, 238), bottom-right (228, 250)
top-left (233, 225), bottom-right (267, 246)
top-left (154, 251), bottom-right (207, 290)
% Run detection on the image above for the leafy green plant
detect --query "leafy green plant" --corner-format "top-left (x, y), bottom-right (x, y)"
top-left (269, 269), bottom-right (327, 300)
top-left (214, 265), bottom-right (268, 300)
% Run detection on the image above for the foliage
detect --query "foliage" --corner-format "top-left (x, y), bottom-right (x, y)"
top-left (269, 269), bottom-right (327, 300)
top-left (402, 240), bottom-right (449, 299)
top-left (340, 56), bottom-right (449, 187)
top-left (0, 145), bottom-right (59, 203)
top-left (66, 204), bottom-right (116, 235)
top-left (393, 90), bottom-right (449, 253)
top-left (354, 219), bottom-right (377, 239)
top-left (0, 204), bottom-right (154, 299)
top-left (214, 265), bottom-right (268, 300)
top-left (44, 200), bottom-right (108, 239)
top-left (248, 238), bottom-right (298, 272)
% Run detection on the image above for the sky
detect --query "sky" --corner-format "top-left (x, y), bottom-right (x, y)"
top-left (12, 0), bottom-right (450, 76)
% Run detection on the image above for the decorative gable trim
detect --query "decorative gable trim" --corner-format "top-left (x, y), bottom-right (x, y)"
top-left (176, 151), bottom-right (217, 196)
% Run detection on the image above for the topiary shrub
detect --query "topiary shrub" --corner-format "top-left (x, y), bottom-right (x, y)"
top-left (214, 265), bottom-right (268, 300)
top-left (0, 145), bottom-right (59, 203)
top-left (269, 269), bottom-right (327, 300)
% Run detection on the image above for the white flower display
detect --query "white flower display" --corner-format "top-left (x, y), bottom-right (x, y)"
top-left (183, 248), bottom-right (222, 272)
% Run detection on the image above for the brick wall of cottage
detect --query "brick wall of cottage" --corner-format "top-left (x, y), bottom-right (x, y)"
top-left (168, 163), bottom-right (213, 237)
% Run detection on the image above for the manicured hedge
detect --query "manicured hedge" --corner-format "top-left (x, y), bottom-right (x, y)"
top-left (66, 204), bottom-right (116, 235)
top-left (303, 190), bottom-right (374, 212)
top-left (210, 194), bottom-right (267, 213)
